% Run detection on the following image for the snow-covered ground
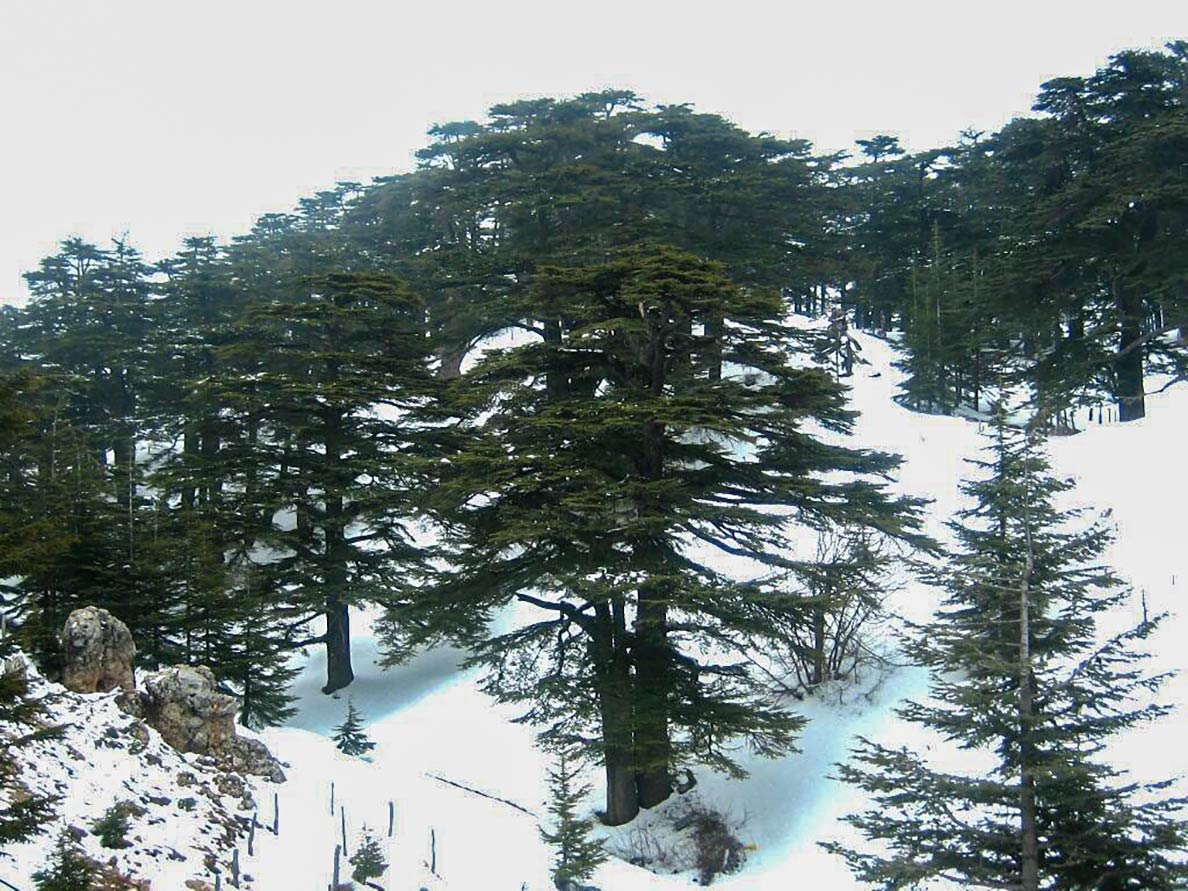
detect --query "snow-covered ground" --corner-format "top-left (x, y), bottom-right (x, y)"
top-left (0, 658), bottom-right (254, 888)
top-left (5, 328), bottom-right (1183, 890)
top-left (241, 329), bottom-right (1187, 890)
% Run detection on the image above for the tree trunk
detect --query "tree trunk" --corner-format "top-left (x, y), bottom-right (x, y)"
top-left (323, 591), bottom-right (354, 694)
top-left (591, 604), bottom-right (638, 826)
top-left (321, 404), bottom-right (354, 695)
top-left (436, 344), bottom-right (465, 380)
top-left (1018, 514), bottom-right (1040, 891)
top-left (812, 605), bottom-right (827, 687)
top-left (634, 582), bottom-right (673, 809)
top-left (1114, 278), bottom-right (1146, 422)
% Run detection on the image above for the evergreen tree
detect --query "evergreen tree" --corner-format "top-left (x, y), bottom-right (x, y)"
top-left (826, 408), bottom-right (1187, 890)
top-left (32, 832), bottom-right (96, 891)
top-left (350, 827), bottom-right (387, 882)
top-left (332, 699), bottom-right (375, 756)
top-left (383, 245), bottom-right (923, 824)
top-left (222, 269), bottom-right (438, 695)
top-left (540, 746), bottom-right (605, 889)
top-left (0, 635), bottom-right (59, 843)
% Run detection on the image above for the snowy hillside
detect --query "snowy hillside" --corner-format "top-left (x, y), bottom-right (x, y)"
top-left (242, 329), bottom-right (1188, 890)
top-left (0, 655), bottom-right (264, 889)
top-left (5, 328), bottom-right (1183, 890)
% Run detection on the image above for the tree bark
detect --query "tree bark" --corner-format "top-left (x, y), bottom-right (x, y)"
top-left (591, 603), bottom-right (638, 826)
top-left (323, 592), bottom-right (354, 694)
top-left (321, 404), bottom-right (354, 695)
top-left (634, 581), bottom-right (673, 809)
top-left (1114, 277), bottom-right (1146, 422)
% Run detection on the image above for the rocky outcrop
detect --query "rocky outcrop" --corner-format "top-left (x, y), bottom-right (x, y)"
top-left (139, 665), bottom-right (286, 782)
top-left (220, 736), bottom-right (287, 783)
top-left (139, 666), bottom-right (236, 754)
top-left (60, 606), bottom-right (136, 694)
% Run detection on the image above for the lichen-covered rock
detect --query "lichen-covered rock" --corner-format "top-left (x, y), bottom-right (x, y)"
top-left (60, 606), bottom-right (136, 694)
top-left (139, 666), bottom-right (236, 755)
top-left (138, 666), bottom-right (286, 782)
top-left (218, 736), bottom-right (286, 783)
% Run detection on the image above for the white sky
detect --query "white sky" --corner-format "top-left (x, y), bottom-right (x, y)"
top-left (1, 0), bottom-right (1185, 304)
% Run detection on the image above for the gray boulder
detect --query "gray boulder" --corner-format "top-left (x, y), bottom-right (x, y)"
top-left (139, 665), bottom-right (286, 782)
top-left (139, 665), bottom-right (237, 754)
top-left (60, 606), bottom-right (136, 694)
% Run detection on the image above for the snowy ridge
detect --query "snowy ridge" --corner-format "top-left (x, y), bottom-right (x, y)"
top-left (0, 655), bottom-right (264, 889)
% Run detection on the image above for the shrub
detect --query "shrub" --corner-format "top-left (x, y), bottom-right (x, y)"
top-left (92, 802), bottom-right (133, 848)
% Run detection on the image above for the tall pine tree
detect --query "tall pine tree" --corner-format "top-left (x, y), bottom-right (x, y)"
top-left (826, 408), bottom-right (1187, 889)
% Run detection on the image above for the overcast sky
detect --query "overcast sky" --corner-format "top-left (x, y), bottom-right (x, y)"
top-left (1, 0), bottom-right (1185, 303)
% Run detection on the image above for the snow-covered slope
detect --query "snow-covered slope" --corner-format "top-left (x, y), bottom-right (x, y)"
top-left (8, 328), bottom-right (1184, 890)
top-left (0, 656), bottom-right (263, 889)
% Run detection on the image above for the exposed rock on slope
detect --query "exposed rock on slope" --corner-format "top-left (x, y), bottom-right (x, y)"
top-left (0, 651), bottom-right (275, 889)
top-left (60, 606), bottom-right (136, 695)
top-left (139, 664), bottom-right (285, 783)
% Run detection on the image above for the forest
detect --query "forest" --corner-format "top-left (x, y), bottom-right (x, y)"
top-left (2, 42), bottom-right (1187, 891)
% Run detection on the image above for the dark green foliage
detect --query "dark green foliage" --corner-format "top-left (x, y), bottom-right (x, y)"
top-left (0, 636), bottom-right (58, 844)
top-left (540, 747), bottom-right (605, 888)
top-left (332, 699), bottom-right (375, 757)
top-left (32, 832), bottom-right (96, 891)
top-left (350, 828), bottom-right (387, 882)
top-left (381, 232), bottom-right (924, 823)
top-left (92, 802), bottom-right (132, 848)
top-left (826, 409), bottom-right (1188, 889)
top-left (845, 43), bottom-right (1188, 424)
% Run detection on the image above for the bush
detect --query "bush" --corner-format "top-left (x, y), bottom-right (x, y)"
top-left (606, 796), bottom-right (746, 885)
top-left (687, 810), bottom-right (745, 885)
top-left (92, 802), bottom-right (133, 848)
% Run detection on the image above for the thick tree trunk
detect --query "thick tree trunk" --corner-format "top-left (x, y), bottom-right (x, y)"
top-left (1114, 279), bottom-right (1146, 422)
top-left (323, 593), bottom-right (354, 694)
top-left (591, 604), bottom-right (638, 826)
top-left (436, 344), bottom-right (465, 380)
top-left (634, 583), bottom-right (673, 809)
top-left (321, 403), bottom-right (354, 695)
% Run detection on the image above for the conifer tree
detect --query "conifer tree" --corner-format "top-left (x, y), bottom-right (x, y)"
top-left (826, 408), bottom-right (1187, 890)
top-left (540, 746), bottom-right (605, 889)
top-left (223, 269), bottom-right (438, 695)
top-left (0, 635), bottom-right (59, 843)
top-left (384, 245), bottom-right (924, 824)
top-left (332, 699), bottom-right (375, 757)
top-left (350, 827), bottom-right (387, 882)
top-left (32, 832), bottom-right (95, 891)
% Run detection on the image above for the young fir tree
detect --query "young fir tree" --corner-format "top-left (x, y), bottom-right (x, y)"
top-left (825, 408), bottom-right (1187, 890)
top-left (540, 746), bottom-right (606, 889)
top-left (350, 827), bottom-right (387, 882)
top-left (332, 699), bottom-right (375, 757)
top-left (32, 832), bottom-right (96, 891)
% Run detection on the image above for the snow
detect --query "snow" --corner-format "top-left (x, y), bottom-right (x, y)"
top-left (0, 658), bottom-right (254, 889)
top-left (6, 325), bottom-right (1185, 889)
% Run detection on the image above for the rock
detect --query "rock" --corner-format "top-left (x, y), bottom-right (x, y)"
top-left (139, 666), bottom-right (236, 755)
top-left (60, 606), bottom-right (137, 694)
top-left (213, 772), bottom-right (247, 801)
top-left (217, 736), bottom-right (287, 783)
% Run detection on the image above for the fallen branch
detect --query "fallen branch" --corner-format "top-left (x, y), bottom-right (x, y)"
top-left (424, 772), bottom-right (537, 817)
